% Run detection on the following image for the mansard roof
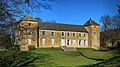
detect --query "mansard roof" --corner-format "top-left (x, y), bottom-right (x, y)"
top-left (19, 14), bottom-right (38, 22)
top-left (84, 18), bottom-right (100, 26)
top-left (39, 22), bottom-right (88, 32)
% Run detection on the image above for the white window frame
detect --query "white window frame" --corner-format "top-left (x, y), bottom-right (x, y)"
top-left (72, 40), bottom-right (76, 46)
top-left (61, 39), bottom-right (65, 46)
top-left (81, 40), bottom-right (84, 46)
top-left (42, 38), bottom-right (45, 46)
top-left (28, 38), bottom-right (31, 45)
top-left (52, 39), bottom-right (54, 46)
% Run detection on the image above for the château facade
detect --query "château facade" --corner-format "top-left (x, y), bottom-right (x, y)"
top-left (15, 15), bottom-right (100, 50)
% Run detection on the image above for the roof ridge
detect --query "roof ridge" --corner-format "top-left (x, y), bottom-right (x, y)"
top-left (20, 14), bottom-right (38, 22)
top-left (84, 18), bottom-right (100, 26)
top-left (39, 22), bottom-right (83, 26)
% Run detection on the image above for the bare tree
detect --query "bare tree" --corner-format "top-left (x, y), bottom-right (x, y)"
top-left (100, 15), bottom-right (111, 46)
top-left (111, 15), bottom-right (120, 40)
top-left (100, 15), bottom-right (120, 47)
top-left (0, 0), bottom-right (55, 46)
top-left (35, 17), bottom-right (43, 22)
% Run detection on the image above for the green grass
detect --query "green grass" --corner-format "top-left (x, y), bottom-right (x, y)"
top-left (25, 48), bottom-right (115, 67)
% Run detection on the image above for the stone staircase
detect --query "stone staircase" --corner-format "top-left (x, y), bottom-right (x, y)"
top-left (61, 46), bottom-right (76, 51)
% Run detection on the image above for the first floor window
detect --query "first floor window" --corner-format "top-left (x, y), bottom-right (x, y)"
top-left (62, 32), bottom-right (64, 36)
top-left (84, 33), bottom-right (86, 37)
top-left (67, 32), bottom-right (70, 36)
top-left (42, 31), bottom-right (45, 36)
top-left (73, 33), bottom-right (75, 37)
top-left (79, 33), bottom-right (81, 37)
top-left (51, 32), bottom-right (54, 36)
top-left (28, 23), bottom-right (31, 26)
top-left (28, 29), bottom-right (32, 35)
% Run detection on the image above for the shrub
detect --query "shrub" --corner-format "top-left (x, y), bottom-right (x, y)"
top-left (28, 45), bottom-right (36, 50)
top-left (0, 47), bottom-right (36, 67)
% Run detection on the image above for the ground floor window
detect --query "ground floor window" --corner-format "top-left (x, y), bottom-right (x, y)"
top-left (42, 38), bottom-right (45, 46)
top-left (52, 39), bottom-right (54, 46)
top-left (67, 39), bottom-right (70, 45)
top-left (78, 40), bottom-right (81, 45)
top-left (28, 38), bottom-right (31, 45)
top-left (84, 40), bottom-right (86, 46)
top-left (66, 39), bottom-right (71, 45)
top-left (94, 41), bottom-right (97, 46)
top-left (72, 40), bottom-right (76, 46)
top-left (61, 39), bottom-right (65, 46)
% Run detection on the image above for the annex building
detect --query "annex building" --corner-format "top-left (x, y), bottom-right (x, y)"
top-left (15, 14), bottom-right (100, 50)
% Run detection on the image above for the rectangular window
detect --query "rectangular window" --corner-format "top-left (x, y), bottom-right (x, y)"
top-left (42, 38), bottom-right (45, 46)
top-left (51, 32), bottom-right (54, 36)
top-left (73, 33), bottom-right (75, 37)
top-left (84, 40), bottom-right (86, 46)
top-left (28, 29), bottom-right (32, 35)
top-left (28, 23), bottom-right (31, 26)
top-left (67, 39), bottom-right (70, 45)
top-left (94, 32), bottom-right (96, 38)
top-left (62, 32), bottom-right (65, 36)
top-left (52, 39), bottom-right (54, 46)
top-left (61, 39), bottom-right (65, 46)
top-left (78, 40), bottom-right (81, 45)
top-left (84, 33), bottom-right (86, 37)
top-left (79, 33), bottom-right (81, 37)
top-left (73, 40), bottom-right (76, 46)
top-left (28, 38), bottom-right (31, 45)
top-left (42, 31), bottom-right (45, 36)
top-left (67, 32), bottom-right (70, 36)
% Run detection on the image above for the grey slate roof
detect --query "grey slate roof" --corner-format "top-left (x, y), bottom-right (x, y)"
top-left (39, 22), bottom-right (88, 32)
top-left (84, 18), bottom-right (100, 26)
top-left (20, 14), bottom-right (38, 22)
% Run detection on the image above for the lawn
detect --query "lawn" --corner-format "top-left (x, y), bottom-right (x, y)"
top-left (24, 48), bottom-right (115, 67)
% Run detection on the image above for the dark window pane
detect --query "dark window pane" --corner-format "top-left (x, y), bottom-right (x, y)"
top-left (42, 31), bottom-right (45, 35)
